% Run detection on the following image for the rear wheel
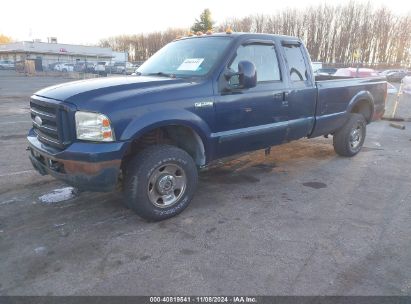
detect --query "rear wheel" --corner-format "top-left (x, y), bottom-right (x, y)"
top-left (333, 113), bottom-right (366, 157)
top-left (124, 145), bottom-right (198, 221)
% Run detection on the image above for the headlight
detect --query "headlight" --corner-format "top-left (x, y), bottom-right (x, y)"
top-left (75, 111), bottom-right (114, 142)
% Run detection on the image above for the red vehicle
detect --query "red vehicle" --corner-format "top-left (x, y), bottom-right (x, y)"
top-left (334, 68), bottom-right (379, 78)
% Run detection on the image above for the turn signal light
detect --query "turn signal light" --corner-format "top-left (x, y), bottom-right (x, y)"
top-left (102, 118), bottom-right (110, 127)
top-left (103, 131), bottom-right (113, 139)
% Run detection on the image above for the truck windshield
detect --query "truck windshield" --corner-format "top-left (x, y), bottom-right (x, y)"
top-left (137, 37), bottom-right (232, 77)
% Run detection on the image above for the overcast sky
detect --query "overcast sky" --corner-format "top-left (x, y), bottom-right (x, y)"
top-left (2, 0), bottom-right (410, 45)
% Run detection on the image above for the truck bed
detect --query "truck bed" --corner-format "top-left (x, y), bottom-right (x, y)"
top-left (310, 76), bottom-right (387, 137)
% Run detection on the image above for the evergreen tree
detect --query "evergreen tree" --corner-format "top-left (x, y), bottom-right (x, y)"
top-left (191, 9), bottom-right (214, 33)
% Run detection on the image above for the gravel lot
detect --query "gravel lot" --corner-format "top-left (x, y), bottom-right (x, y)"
top-left (0, 71), bottom-right (410, 295)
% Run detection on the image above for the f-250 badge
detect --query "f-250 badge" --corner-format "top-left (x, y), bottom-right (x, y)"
top-left (194, 101), bottom-right (214, 108)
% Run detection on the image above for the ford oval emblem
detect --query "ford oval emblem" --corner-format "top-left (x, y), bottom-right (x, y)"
top-left (34, 115), bottom-right (43, 126)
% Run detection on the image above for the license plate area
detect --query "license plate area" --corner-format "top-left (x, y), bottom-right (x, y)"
top-left (30, 148), bottom-right (64, 172)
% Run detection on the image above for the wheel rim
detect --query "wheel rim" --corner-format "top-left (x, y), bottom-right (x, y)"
top-left (349, 123), bottom-right (363, 150)
top-left (147, 163), bottom-right (187, 208)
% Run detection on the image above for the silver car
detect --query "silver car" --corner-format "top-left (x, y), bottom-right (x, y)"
top-left (0, 60), bottom-right (15, 70)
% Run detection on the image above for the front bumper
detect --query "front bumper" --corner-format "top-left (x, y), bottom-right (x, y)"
top-left (27, 129), bottom-right (128, 192)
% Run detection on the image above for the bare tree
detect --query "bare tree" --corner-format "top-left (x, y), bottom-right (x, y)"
top-left (99, 3), bottom-right (411, 67)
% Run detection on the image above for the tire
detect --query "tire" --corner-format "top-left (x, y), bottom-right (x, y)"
top-left (333, 113), bottom-right (366, 157)
top-left (124, 144), bottom-right (198, 221)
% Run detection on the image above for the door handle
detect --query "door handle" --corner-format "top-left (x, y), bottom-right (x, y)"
top-left (273, 91), bottom-right (290, 100)
top-left (282, 91), bottom-right (290, 107)
top-left (273, 92), bottom-right (283, 100)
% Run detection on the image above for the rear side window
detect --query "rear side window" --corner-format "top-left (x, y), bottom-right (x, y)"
top-left (282, 45), bottom-right (308, 82)
top-left (229, 44), bottom-right (281, 82)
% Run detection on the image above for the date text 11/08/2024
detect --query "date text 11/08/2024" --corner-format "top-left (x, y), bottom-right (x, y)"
top-left (149, 296), bottom-right (257, 303)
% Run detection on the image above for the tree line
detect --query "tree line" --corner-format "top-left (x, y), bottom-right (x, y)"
top-left (0, 34), bottom-right (12, 44)
top-left (99, 2), bottom-right (411, 68)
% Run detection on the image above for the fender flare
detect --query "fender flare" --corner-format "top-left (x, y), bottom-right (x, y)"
top-left (120, 109), bottom-right (212, 163)
top-left (346, 91), bottom-right (375, 122)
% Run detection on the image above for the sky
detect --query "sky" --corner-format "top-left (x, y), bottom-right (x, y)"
top-left (1, 0), bottom-right (411, 45)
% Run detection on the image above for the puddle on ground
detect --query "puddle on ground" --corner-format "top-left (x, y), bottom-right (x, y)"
top-left (38, 187), bottom-right (78, 204)
top-left (251, 163), bottom-right (277, 172)
top-left (302, 182), bottom-right (327, 189)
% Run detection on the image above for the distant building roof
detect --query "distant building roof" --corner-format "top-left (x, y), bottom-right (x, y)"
top-left (0, 41), bottom-right (113, 58)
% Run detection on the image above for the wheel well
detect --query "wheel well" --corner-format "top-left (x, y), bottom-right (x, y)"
top-left (351, 100), bottom-right (372, 123)
top-left (123, 125), bottom-right (206, 167)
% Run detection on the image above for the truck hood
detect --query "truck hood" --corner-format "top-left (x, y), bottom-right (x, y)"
top-left (34, 76), bottom-right (193, 105)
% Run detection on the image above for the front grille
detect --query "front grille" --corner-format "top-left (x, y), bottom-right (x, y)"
top-left (30, 96), bottom-right (72, 148)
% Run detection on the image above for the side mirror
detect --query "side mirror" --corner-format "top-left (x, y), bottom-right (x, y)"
top-left (224, 61), bottom-right (257, 90)
top-left (238, 61), bottom-right (257, 89)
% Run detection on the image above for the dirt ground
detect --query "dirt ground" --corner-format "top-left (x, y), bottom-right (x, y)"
top-left (0, 71), bottom-right (410, 295)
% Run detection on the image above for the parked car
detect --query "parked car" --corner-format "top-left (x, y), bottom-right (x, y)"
top-left (49, 62), bottom-right (62, 71)
top-left (105, 62), bottom-right (121, 74)
top-left (0, 60), bottom-right (15, 70)
top-left (54, 63), bottom-right (74, 72)
top-left (105, 62), bottom-right (116, 74)
top-left (333, 67), bottom-right (379, 78)
top-left (27, 33), bottom-right (386, 221)
top-left (386, 70), bottom-right (411, 83)
top-left (402, 76), bottom-right (411, 95)
top-left (315, 68), bottom-right (337, 76)
top-left (74, 62), bottom-right (95, 73)
top-left (94, 61), bottom-right (108, 76)
top-left (114, 62), bottom-right (136, 75)
top-left (379, 69), bottom-right (402, 76)
top-left (311, 61), bottom-right (323, 73)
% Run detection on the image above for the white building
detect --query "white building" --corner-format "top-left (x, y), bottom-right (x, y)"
top-left (0, 40), bottom-right (127, 71)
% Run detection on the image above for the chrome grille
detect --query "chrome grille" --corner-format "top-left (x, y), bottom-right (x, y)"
top-left (30, 97), bottom-right (71, 148)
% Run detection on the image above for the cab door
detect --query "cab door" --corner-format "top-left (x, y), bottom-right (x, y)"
top-left (280, 41), bottom-right (317, 140)
top-left (213, 40), bottom-right (289, 158)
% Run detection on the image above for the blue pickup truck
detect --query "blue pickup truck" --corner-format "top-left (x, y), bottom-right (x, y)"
top-left (28, 33), bottom-right (386, 220)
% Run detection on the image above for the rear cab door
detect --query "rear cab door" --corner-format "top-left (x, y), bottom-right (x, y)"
top-left (279, 39), bottom-right (317, 140)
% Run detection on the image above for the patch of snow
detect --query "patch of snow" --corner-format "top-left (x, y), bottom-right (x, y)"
top-left (0, 198), bottom-right (17, 206)
top-left (53, 223), bottom-right (66, 228)
top-left (38, 187), bottom-right (77, 204)
top-left (34, 246), bottom-right (48, 256)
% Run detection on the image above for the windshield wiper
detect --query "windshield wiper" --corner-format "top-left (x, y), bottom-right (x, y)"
top-left (145, 72), bottom-right (176, 78)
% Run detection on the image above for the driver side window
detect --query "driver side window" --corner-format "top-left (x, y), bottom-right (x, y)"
top-left (229, 43), bottom-right (281, 83)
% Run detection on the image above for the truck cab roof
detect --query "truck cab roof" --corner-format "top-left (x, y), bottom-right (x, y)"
top-left (179, 32), bottom-right (301, 42)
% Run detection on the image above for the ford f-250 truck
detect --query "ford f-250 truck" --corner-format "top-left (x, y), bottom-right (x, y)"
top-left (27, 33), bottom-right (386, 221)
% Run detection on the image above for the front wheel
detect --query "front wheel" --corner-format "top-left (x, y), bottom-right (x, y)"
top-left (123, 145), bottom-right (198, 221)
top-left (333, 113), bottom-right (366, 157)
